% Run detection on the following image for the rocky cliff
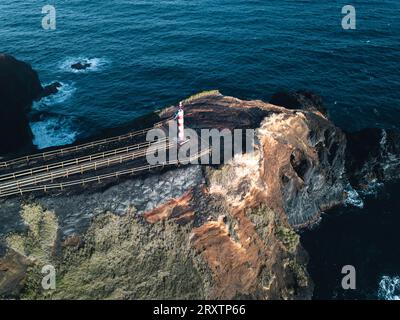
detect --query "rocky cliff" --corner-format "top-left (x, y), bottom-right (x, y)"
top-left (346, 128), bottom-right (400, 190)
top-left (0, 54), bottom-right (60, 157)
top-left (0, 91), bottom-right (399, 300)
top-left (0, 54), bottom-right (43, 156)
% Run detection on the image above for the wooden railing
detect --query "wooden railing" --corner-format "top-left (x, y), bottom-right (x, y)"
top-left (0, 148), bottom-right (210, 198)
top-left (0, 141), bottom-right (173, 193)
top-left (0, 117), bottom-right (171, 168)
top-left (0, 138), bottom-right (169, 182)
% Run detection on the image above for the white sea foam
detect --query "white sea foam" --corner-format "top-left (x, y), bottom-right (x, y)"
top-left (59, 57), bottom-right (109, 73)
top-left (33, 81), bottom-right (76, 111)
top-left (344, 184), bottom-right (364, 208)
top-left (359, 179), bottom-right (384, 196)
top-left (30, 117), bottom-right (79, 149)
top-left (378, 276), bottom-right (400, 300)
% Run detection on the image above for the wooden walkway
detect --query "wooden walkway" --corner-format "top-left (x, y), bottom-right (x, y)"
top-left (0, 118), bottom-right (208, 199)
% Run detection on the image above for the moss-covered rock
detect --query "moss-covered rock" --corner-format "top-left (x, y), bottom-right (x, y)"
top-left (6, 204), bottom-right (58, 264)
top-left (287, 260), bottom-right (309, 288)
top-left (246, 204), bottom-right (274, 241)
top-left (181, 90), bottom-right (220, 105)
top-left (275, 226), bottom-right (300, 253)
top-left (1, 204), bottom-right (58, 299)
top-left (52, 212), bottom-right (209, 299)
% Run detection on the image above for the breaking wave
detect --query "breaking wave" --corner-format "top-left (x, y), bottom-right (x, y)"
top-left (359, 179), bottom-right (384, 196)
top-left (33, 82), bottom-right (76, 111)
top-left (378, 276), bottom-right (400, 300)
top-left (30, 116), bottom-right (79, 149)
top-left (344, 184), bottom-right (364, 208)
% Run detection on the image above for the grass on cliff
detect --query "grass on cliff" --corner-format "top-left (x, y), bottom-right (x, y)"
top-left (275, 225), bottom-right (300, 253)
top-left (6, 204), bottom-right (58, 263)
top-left (53, 213), bottom-right (209, 299)
top-left (207, 165), bottom-right (237, 188)
top-left (181, 90), bottom-right (220, 105)
top-left (4, 204), bottom-right (59, 299)
top-left (3, 203), bottom-right (212, 299)
top-left (246, 205), bottom-right (275, 241)
top-left (287, 260), bottom-right (308, 288)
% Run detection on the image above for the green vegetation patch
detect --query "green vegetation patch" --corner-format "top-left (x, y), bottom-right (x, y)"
top-left (53, 213), bottom-right (207, 299)
top-left (246, 204), bottom-right (275, 241)
top-left (6, 204), bottom-right (58, 264)
top-left (3, 204), bottom-right (58, 299)
top-left (287, 261), bottom-right (308, 288)
top-left (275, 225), bottom-right (300, 253)
top-left (181, 90), bottom-right (220, 105)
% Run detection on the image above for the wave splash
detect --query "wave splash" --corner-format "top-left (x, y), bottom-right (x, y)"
top-left (378, 276), bottom-right (400, 300)
top-left (344, 184), bottom-right (364, 208)
top-left (59, 57), bottom-right (109, 73)
top-left (30, 116), bottom-right (79, 149)
top-left (33, 81), bottom-right (76, 111)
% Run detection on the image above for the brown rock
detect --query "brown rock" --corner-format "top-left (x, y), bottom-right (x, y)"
top-left (0, 250), bottom-right (31, 298)
top-left (144, 190), bottom-right (194, 224)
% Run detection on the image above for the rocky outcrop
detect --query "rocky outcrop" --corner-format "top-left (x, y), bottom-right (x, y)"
top-left (39, 82), bottom-right (62, 99)
top-left (0, 54), bottom-right (43, 156)
top-left (269, 91), bottom-right (400, 201)
top-left (0, 54), bottom-right (60, 157)
top-left (270, 90), bottom-right (328, 118)
top-left (0, 250), bottom-right (31, 297)
top-left (71, 62), bottom-right (91, 71)
top-left (345, 128), bottom-right (400, 190)
top-left (259, 111), bottom-right (346, 226)
top-left (0, 91), bottom-right (398, 300)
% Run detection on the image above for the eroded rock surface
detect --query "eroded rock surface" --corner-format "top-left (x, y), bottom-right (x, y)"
top-left (0, 54), bottom-right (62, 156)
top-left (346, 128), bottom-right (400, 190)
top-left (0, 92), bottom-right (398, 300)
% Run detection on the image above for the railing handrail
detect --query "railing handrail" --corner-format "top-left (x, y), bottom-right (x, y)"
top-left (0, 141), bottom-right (173, 191)
top-left (0, 138), bottom-right (169, 182)
top-left (0, 148), bottom-right (210, 198)
top-left (0, 117), bottom-right (171, 168)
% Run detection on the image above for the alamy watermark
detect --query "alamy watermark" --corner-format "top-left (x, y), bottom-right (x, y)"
top-left (341, 265), bottom-right (356, 290)
top-left (145, 124), bottom-right (255, 166)
top-left (42, 5), bottom-right (56, 30)
top-left (41, 264), bottom-right (56, 290)
top-left (342, 5), bottom-right (356, 30)
top-left (40, 5), bottom-right (356, 31)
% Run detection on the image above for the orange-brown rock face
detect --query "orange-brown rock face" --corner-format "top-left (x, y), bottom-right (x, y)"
top-left (174, 92), bottom-right (345, 298)
top-left (0, 92), bottom-right (349, 300)
top-left (171, 92), bottom-right (346, 226)
top-left (186, 149), bottom-right (313, 299)
top-left (144, 190), bottom-right (195, 224)
top-left (190, 214), bottom-right (265, 299)
top-left (258, 111), bottom-right (346, 226)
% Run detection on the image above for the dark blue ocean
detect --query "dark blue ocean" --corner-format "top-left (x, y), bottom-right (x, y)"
top-left (1, 1), bottom-right (399, 299)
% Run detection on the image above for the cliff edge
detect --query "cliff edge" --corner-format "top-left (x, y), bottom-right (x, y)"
top-left (0, 54), bottom-right (61, 157)
top-left (0, 91), bottom-right (399, 300)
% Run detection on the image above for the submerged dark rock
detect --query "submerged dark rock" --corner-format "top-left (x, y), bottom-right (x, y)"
top-left (40, 81), bottom-right (62, 99)
top-left (71, 62), bottom-right (91, 70)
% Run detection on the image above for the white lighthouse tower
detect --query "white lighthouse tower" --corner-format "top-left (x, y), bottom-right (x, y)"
top-left (177, 102), bottom-right (185, 144)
